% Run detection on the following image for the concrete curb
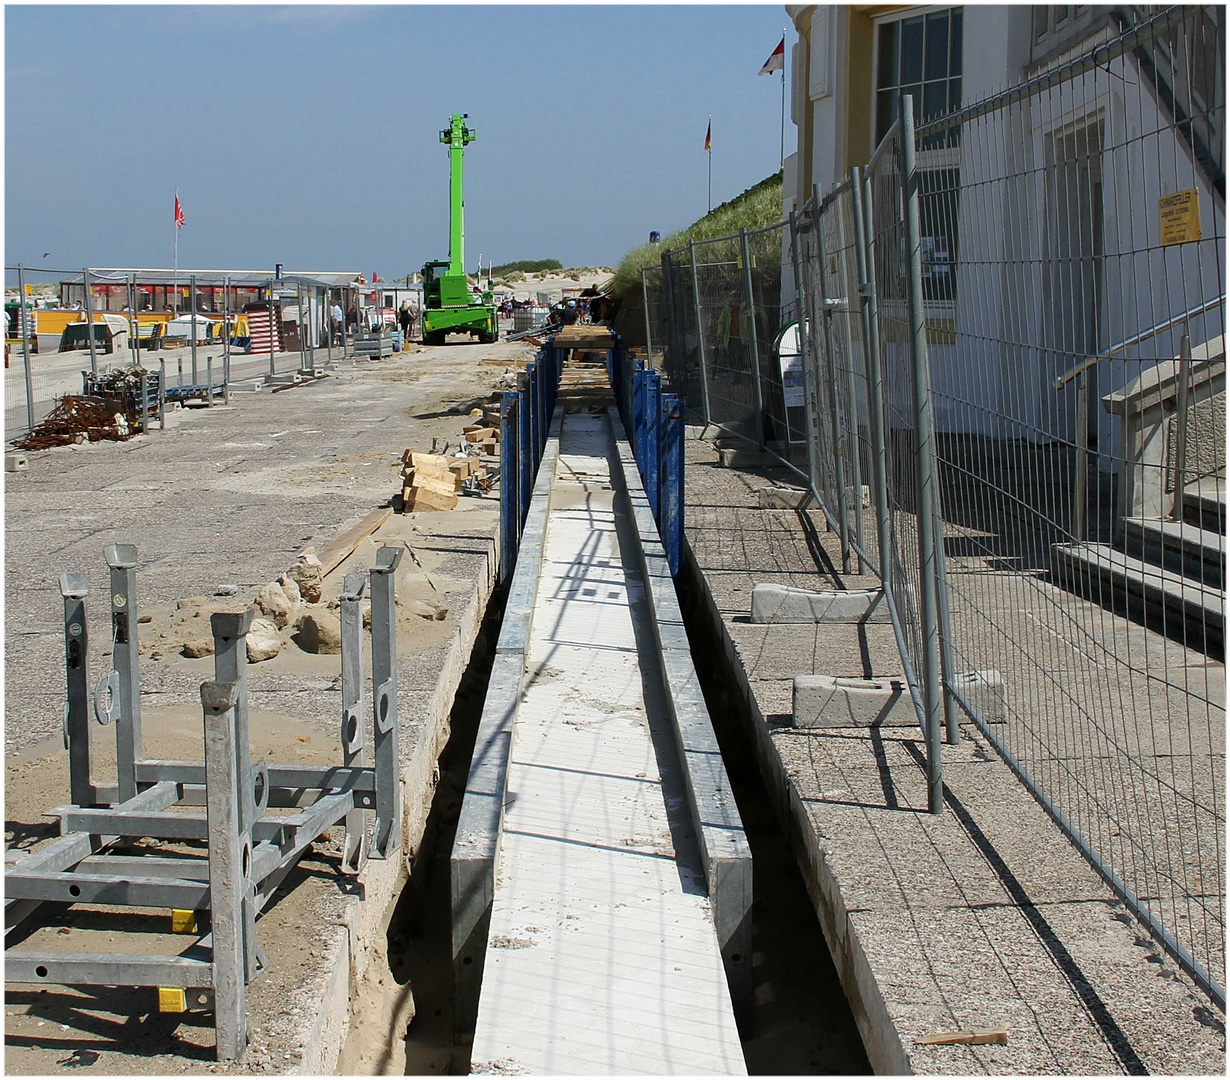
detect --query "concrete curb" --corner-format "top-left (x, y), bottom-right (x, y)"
top-left (607, 406), bottom-right (753, 1035)
top-left (450, 409), bottom-right (563, 1037)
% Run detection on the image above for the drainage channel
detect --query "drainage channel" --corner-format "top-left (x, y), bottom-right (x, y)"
top-left (339, 593), bottom-right (503, 1075)
top-left (341, 543), bottom-right (868, 1072)
top-left (677, 563), bottom-right (873, 1074)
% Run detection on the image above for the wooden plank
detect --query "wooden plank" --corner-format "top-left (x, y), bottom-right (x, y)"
top-left (465, 427), bottom-right (496, 443)
top-left (410, 472), bottom-right (458, 498)
top-left (915, 1030), bottom-right (1008, 1047)
top-left (310, 507), bottom-right (394, 575)
top-left (407, 486), bottom-right (458, 512)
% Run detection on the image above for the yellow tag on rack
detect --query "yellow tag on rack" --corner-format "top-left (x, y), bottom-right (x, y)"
top-left (171, 909), bottom-right (197, 934)
top-left (158, 987), bottom-right (186, 1013)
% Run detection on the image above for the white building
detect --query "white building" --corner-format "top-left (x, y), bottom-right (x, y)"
top-left (785, 5), bottom-right (1224, 448)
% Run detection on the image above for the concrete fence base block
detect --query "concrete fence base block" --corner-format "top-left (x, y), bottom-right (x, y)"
top-left (793, 674), bottom-right (917, 728)
top-left (758, 486), bottom-right (809, 510)
top-left (717, 447), bottom-right (780, 469)
top-left (752, 584), bottom-right (890, 624)
top-left (685, 424), bottom-right (718, 441)
top-left (228, 379), bottom-right (265, 393)
top-left (951, 669), bottom-right (1008, 723)
top-left (6, 453), bottom-right (29, 472)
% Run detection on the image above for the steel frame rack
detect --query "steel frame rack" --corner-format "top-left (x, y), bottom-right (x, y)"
top-left (4, 544), bottom-right (404, 1060)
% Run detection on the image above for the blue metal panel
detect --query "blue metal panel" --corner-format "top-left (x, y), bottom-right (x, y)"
top-left (646, 372), bottom-right (662, 523)
top-left (660, 393), bottom-right (684, 579)
top-left (518, 381), bottom-right (532, 527)
top-left (500, 392), bottom-right (519, 582)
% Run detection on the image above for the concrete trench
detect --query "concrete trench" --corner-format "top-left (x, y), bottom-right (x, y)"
top-left (334, 414), bottom-right (872, 1075)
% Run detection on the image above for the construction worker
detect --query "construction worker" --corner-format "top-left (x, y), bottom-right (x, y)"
top-left (398, 301), bottom-right (413, 349)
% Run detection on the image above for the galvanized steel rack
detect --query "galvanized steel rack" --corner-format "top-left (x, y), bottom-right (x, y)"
top-left (4, 543), bottom-right (404, 1060)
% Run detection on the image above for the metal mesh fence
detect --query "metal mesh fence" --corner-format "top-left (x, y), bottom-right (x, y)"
top-left (912, 6), bottom-right (1225, 1005)
top-left (639, 5), bottom-right (1224, 1010)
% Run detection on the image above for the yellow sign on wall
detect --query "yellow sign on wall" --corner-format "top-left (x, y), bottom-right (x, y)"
top-left (1158, 188), bottom-right (1201, 246)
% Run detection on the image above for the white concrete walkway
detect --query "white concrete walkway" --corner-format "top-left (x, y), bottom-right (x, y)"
top-left (470, 410), bottom-right (746, 1075)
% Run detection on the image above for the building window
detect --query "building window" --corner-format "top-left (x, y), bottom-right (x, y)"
top-left (874, 7), bottom-right (963, 146)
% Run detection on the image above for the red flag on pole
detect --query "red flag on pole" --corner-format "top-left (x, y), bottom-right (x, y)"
top-left (759, 35), bottom-right (785, 75)
top-left (174, 192), bottom-right (185, 229)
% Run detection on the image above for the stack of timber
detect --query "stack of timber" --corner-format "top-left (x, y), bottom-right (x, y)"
top-left (400, 451), bottom-right (497, 512)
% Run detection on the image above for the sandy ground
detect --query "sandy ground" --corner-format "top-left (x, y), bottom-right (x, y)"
top-left (503, 269), bottom-right (613, 303)
top-left (4, 335), bottom-right (532, 1071)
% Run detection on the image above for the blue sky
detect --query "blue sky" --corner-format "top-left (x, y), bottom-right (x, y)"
top-left (5, 4), bottom-right (795, 278)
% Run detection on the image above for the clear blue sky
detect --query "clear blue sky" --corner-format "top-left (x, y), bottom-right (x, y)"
top-left (5, 4), bottom-right (795, 278)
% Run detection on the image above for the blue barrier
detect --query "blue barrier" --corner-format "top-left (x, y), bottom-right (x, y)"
top-left (500, 391), bottom-right (520, 583)
top-left (646, 371), bottom-right (662, 523)
top-left (659, 392), bottom-right (684, 578)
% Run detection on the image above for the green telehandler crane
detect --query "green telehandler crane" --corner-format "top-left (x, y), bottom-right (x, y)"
top-left (420, 114), bottom-right (499, 345)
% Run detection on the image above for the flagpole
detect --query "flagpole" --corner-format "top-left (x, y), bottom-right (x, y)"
top-left (173, 188), bottom-right (179, 316)
top-left (780, 28), bottom-right (787, 170)
top-left (707, 115), bottom-right (712, 214)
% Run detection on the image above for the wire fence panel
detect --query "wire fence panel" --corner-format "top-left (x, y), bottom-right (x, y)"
top-left (910, 8), bottom-right (1225, 1005)
top-left (637, 2), bottom-right (1224, 1013)
top-left (693, 235), bottom-right (760, 438)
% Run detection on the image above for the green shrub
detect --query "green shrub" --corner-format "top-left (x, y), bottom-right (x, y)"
top-left (609, 171), bottom-right (783, 299)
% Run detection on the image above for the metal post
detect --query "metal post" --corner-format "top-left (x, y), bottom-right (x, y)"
top-left (190, 274), bottom-right (199, 385)
top-left (526, 363), bottom-right (539, 469)
top-left (812, 189), bottom-right (852, 573)
top-left (1170, 331), bottom-right (1193, 521)
top-left (206, 355), bottom-right (213, 407)
top-left (141, 373), bottom-right (149, 432)
top-left (158, 359), bottom-right (167, 428)
top-left (104, 544), bottom-right (142, 804)
top-left (641, 266), bottom-right (655, 368)
top-left (127, 275), bottom-right (138, 370)
top-left (661, 394), bottom-right (685, 578)
top-left (688, 241), bottom-right (712, 427)
top-left (339, 575), bottom-right (369, 874)
top-left (82, 268), bottom-right (99, 376)
top-left (647, 371), bottom-right (662, 522)
top-left (500, 392), bottom-right (519, 583)
top-left (739, 230), bottom-right (767, 449)
top-left (326, 289), bottom-right (334, 364)
top-left (210, 609), bottom-right (259, 981)
top-left (17, 264), bottom-right (35, 434)
top-left (633, 360), bottom-right (645, 468)
top-left (201, 680), bottom-right (249, 1061)
top-left (1072, 372), bottom-right (1089, 540)
top-left (61, 573), bottom-right (95, 807)
top-left (370, 547), bottom-right (403, 858)
top-left (297, 286), bottom-right (310, 374)
top-left (900, 94), bottom-right (944, 814)
top-left (223, 275), bottom-right (232, 406)
top-left (267, 281), bottom-right (276, 381)
top-left (788, 210), bottom-right (823, 503)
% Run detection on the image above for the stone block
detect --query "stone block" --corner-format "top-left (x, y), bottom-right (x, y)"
top-left (752, 583), bottom-right (890, 624)
top-left (793, 674), bottom-right (918, 727)
top-left (950, 669), bottom-right (1008, 723)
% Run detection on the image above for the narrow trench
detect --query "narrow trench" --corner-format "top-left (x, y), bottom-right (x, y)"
top-left (345, 555), bottom-right (870, 1074)
top-left (677, 565), bottom-right (872, 1074)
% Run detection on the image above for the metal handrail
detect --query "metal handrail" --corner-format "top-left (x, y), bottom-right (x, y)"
top-left (1054, 295), bottom-right (1224, 388)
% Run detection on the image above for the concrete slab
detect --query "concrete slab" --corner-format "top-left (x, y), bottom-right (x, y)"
top-left (471, 409), bottom-right (746, 1075)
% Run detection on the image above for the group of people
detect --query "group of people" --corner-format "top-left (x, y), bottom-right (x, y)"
top-left (324, 300), bottom-right (418, 346)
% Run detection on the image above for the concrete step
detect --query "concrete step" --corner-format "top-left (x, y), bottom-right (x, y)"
top-left (1182, 477), bottom-right (1226, 533)
top-left (1121, 516), bottom-right (1225, 590)
top-left (1051, 542), bottom-right (1223, 658)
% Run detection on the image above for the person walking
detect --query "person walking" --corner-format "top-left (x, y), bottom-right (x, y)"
top-left (331, 300), bottom-right (344, 345)
top-left (398, 301), bottom-right (413, 350)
